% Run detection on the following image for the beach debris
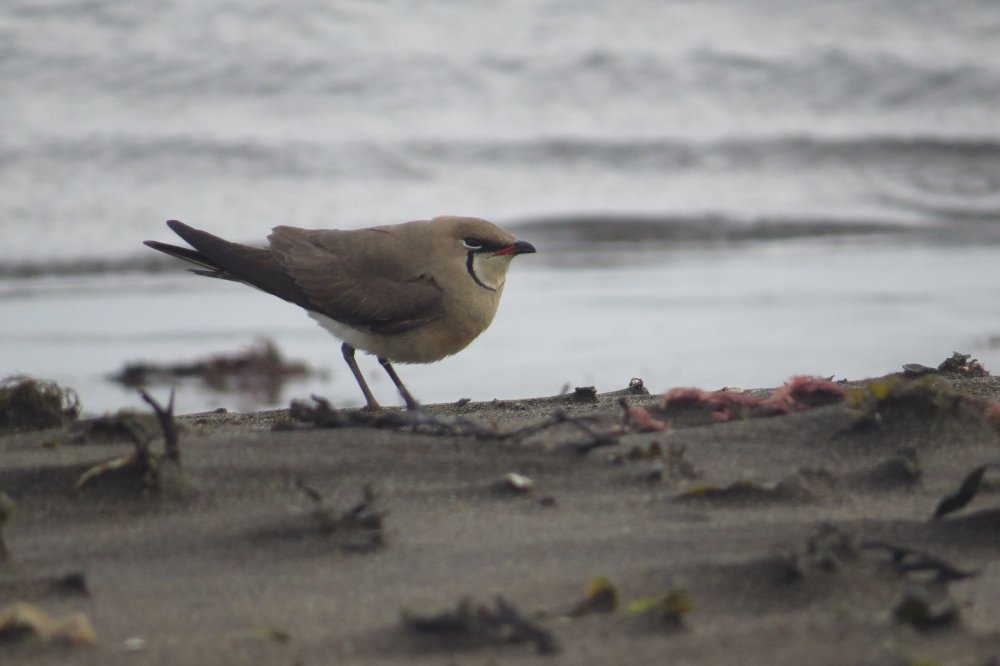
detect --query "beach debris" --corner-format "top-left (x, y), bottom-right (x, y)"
top-left (661, 387), bottom-right (759, 422)
top-left (297, 482), bottom-right (386, 552)
top-left (0, 602), bottom-right (96, 646)
top-left (757, 376), bottom-right (847, 415)
top-left (110, 339), bottom-right (313, 401)
top-left (675, 469), bottom-right (834, 505)
top-left (932, 463), bottom-right (999, 519)
top-left (625, 589), bottom-right (693, 628)
top-left (937, 351), bottom-right (989, 377)
top-left (565, 386), bottom-right (598, 404)
top-left (288, 395), bottom-right (624, 453)
top-left (0, 375), bottom-right (80, 433)
top-left (496, 473), bottom-right (534, 494)
top-left (862, 542), bottom-right (976, 582)
top-left (661, 376), bottom-right (847, 423)
top-left (567, 576), bottom-right (619, 617)
top-left (903, 352), bottom-right (988, 378)
top-left (402, 596), bottom-right (559, 655)
top-left (143, 390), bottom-right (179, 463)
top-left (618, 399), bottom-right (668, 433)
top-left (892, 585), bottom-right (958, 631)
top-left (627, 377), bottom-right (648, 394)
top-left (901, 363), bottom-right (937, 378)
top-left (0, 493), bottom-right (13, 563)
top-left (121, 637), bottom-right (148, 652)
top-left (287, 395), bottom-right (499, 436)
top-left (74, 390), bottom-right (186, 496)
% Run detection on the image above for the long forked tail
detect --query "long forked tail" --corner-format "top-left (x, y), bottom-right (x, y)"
top-left (144, 228), bottom-right (229, 279)
top-left (143, 220), bottom-right (308, 306)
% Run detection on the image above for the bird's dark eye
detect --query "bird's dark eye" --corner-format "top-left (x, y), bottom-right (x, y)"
top-left (462, 238), bottom-right (484, 251)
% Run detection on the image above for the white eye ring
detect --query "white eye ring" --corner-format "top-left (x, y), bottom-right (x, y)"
top-left (463, 238), bottom-right (483, 251)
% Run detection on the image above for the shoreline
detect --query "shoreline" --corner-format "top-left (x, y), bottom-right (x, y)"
top-left (2, 363), bottom-right (1000, 663)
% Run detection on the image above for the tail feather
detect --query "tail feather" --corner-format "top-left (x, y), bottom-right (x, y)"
top-left (143, 239), bottom-right (229, 278)
top-left (144, 219), bottom-right (311, 307)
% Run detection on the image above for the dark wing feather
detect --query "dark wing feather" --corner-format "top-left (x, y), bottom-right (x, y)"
top-left (268, 225), bottom-right (444, 333)
top-left (147, 220), bottom-right (444, 335)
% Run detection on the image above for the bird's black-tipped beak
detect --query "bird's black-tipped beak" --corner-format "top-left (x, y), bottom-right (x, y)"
top-left (494, 240), bottom-right (536, 257)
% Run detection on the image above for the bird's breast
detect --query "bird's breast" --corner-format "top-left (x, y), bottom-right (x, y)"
top-left (308, 286), bottom-right (502, 364)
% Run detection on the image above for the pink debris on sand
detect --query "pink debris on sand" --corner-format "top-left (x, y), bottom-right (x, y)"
top-left (661, 376), bottom-right (848, 422)
top-left (758, 376), bottom-right (848, 415)
top-left (661, 387), bottom-right (761, 422)
top-left (660, 387), bottom-right (713, 406)
top-left (624, 406), bottom-right (669, 432)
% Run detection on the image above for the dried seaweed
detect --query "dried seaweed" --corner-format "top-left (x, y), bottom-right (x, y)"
top-left (296, 482), bottom-right (386, 552)
top-left (110, 339), bottom-right (314, 406)
top-left (903, 352), bottom-right (989, 379)
top-left (74, 390), bottom-right (186, 496)
top-left (402, 596), bottom-right (558, 655)
top-left (932, 463), bottom-right (999, 520)
top-left (286, 395), bottom-right (622, 453)
top-left (0, 376), bottom-right (80, 433)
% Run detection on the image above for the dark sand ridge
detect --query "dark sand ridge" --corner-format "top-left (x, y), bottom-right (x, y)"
top-left (2, 362), bottom-right (1000, 665)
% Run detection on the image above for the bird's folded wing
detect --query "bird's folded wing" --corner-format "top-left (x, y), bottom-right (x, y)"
top-left (268, 226), bottom-right (444, 334)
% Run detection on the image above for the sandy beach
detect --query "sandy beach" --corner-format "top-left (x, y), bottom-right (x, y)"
top-left (2, 356), bottom-right (1000, 665)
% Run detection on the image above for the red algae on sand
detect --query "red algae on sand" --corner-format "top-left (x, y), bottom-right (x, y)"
top-left (661, 376), bottom-right (847, 422)
top-left (661, 387), bottom-right (760, 422)
top-left (758, 376), bottom-right (848, 415)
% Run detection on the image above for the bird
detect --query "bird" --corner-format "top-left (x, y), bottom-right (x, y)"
top-left (144, 216), bottom-right (536, 410)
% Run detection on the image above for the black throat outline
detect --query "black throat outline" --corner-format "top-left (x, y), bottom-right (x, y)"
top-left (466, 251), bottom-right (497, 292)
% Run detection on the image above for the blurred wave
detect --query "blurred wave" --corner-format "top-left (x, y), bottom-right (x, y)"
top-left (2, 0), bottom-right (1000, 267)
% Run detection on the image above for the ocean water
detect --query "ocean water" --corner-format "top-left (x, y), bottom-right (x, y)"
top-left (2, 1), bottom-right (1000, 414)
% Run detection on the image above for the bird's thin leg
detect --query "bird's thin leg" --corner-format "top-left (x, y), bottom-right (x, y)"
top-left (378, 357), bottom-right (420, 410)
top-left (341, 343), bottom-right (381, 410)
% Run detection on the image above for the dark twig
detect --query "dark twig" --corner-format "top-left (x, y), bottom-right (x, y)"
top-left (288, 397), bottom-right (618, 451)
top-left (402, 595), bottom-right (559, 655)
top-left (933, 463), bottom-right (999, 520)
top-left (140, 389), bottom-right (179, 463)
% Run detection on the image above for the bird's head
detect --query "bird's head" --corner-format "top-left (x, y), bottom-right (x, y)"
top-left (432, 216), bottom-right (536, 292)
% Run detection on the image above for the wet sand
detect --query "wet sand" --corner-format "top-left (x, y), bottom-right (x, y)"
top-left (2, 366), bottom-right (1000, 665)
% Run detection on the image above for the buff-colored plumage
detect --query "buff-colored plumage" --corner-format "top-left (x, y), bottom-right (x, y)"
top-left (145, 215), bottom-right (535, 409)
